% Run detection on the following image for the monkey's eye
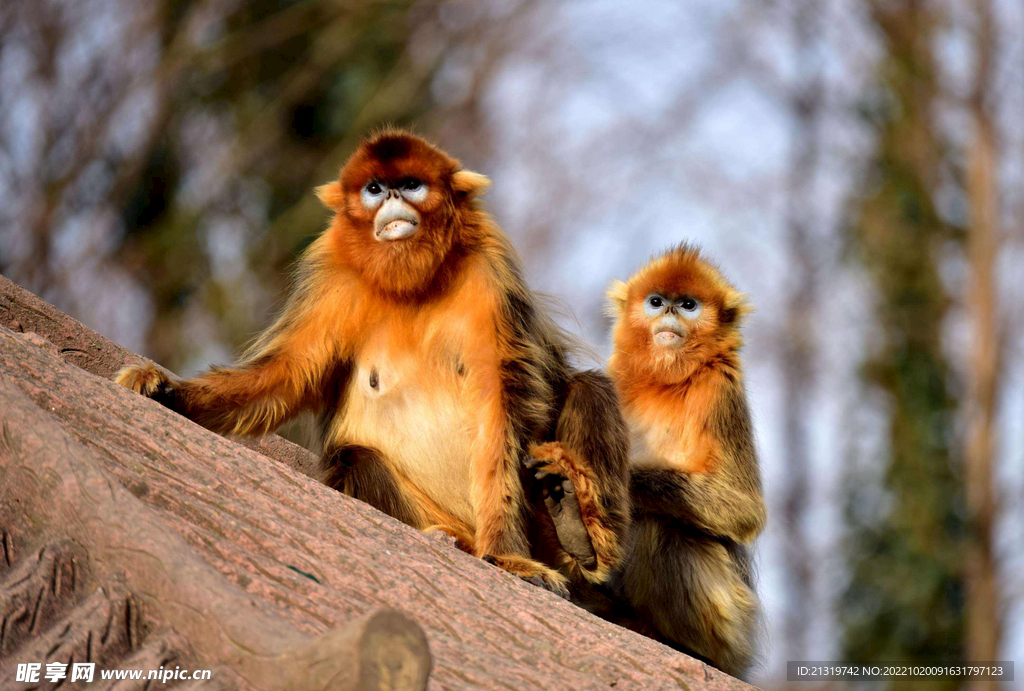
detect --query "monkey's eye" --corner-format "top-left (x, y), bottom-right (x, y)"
top-left (400, 179), bottom-right (428, 203)
top-left (643, 294), bottom-right (667, 317)
top-left (361, 181), bottom-right (386, 209)
top-left (678, 297), bottom-right (703, 321)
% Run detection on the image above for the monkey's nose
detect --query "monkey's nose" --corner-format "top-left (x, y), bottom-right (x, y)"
top-left (375, 200), bottom-right (420, 241)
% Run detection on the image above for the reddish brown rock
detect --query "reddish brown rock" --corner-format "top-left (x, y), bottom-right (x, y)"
top-left (0, 275), bottom-right (757, 690)
top-left (0, 273), bottom-right (317, 478)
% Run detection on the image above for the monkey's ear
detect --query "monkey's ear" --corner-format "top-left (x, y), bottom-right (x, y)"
top-left (451, 170), bottom-right (491, 200)
top-left (605, 280), bottom-right (629, 316)
top-left (720, 292), bottom-right (753, 326)
top-left (315, 181), bottom-right (344, 210)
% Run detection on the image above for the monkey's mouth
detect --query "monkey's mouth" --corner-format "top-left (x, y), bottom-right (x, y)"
top-left (377, 219), bottom-right (418, 241)
top-left (653, 329), bottom-right (684, 346)
top-left (375, 206), bottom-right (420, 241)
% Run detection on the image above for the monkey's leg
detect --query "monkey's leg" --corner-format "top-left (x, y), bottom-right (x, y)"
top-left (472, 483), bottom-right (571, 599)
top-left (472, 474), bottom-right (570, 597)
top-left (422, 524), bottom-right (476, 554)
top-left (320, 445), bottom-right (426, 528)
top-left (467, 375), bottom-right (530, 555)
top-left (621, 519), bottom-right (759, 678)
top-left (323, 445), bottom-right (566, 597)
top-left (321, 444), bottom-right (476, 548)
top-left (456, 358), bottom-right (572, 598)
top-left (406, 490), bottom-right (477, 554)
top-left (527, 371), bottom-right (630, 582)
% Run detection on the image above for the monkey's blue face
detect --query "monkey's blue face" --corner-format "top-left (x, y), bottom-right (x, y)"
top-left (642, 293), bottom-right (703, 347)
top-left (360, 178), bottom-right (431, 241)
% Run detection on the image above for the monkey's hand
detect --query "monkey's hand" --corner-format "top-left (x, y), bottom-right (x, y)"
top-left (115, 363), bottom-right (176, 402)
top-left (482, 554), bottom-right (569, 599)
top-left (525, 443), bottom-right (598, 570)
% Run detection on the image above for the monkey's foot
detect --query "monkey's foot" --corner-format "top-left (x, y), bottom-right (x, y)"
top-left (423, 524), bottom-right (475, 554)
top-left (527, 442), bottom-right (626, 581)
top-left (524, 441), bottom-right (574, 475)
top-left (482, 554), bottom-right (569, 599)
top-left (525, 443), bottom-right (598, 569)
top-left (115, 363), bottom-right (172, 397)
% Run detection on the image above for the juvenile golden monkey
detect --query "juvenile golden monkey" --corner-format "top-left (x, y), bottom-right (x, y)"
top-left (546, 244), bottom-right (765, 675)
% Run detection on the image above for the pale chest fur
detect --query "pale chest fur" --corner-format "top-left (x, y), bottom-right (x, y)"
top-left (326, 277), bottom-right (497, 528)
top-left (622, 390), bottom-right (705, 474)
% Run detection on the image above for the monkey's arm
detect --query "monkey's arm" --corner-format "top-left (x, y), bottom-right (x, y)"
top-left (461, 330), bottom-right (574, 596)
top-left (465, 339), bottom-right (543, 560)
top-left (463, 249), bottom-right (559, 562)
top-left (116, 238), bottom-right (357, 436)
top-left (633, 376), bottom-right (765, 544)
top-left (630, 468), bottom-right (764, 544)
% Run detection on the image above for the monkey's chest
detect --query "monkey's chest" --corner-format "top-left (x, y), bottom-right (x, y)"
top-left (332, 342), bottom-right (476, 526)
top-left (629, 419), bottom-right (704, 473)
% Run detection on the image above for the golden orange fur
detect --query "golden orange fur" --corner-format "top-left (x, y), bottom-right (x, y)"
top-left (608, 244), bottom-right (751, 476)
top-left (116, 129), bottom-right (631, 595)
top-left (586, 244), bottom-right (765, 677)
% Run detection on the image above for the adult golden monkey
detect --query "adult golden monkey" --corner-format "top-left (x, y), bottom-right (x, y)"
top-left (117, 129), bottom-right (630, 594)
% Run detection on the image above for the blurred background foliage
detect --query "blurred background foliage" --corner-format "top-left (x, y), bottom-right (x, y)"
top-left (2, 0), bottom-right (1022, 688)
top-left (841, 0), bottom-right (965, 680)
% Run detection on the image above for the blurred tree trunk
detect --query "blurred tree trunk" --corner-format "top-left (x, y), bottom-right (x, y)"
top-left (840, 1), bottom-right (965, 686)
top-left (0, 0), bottom-right (434, 378)
top-left (963, 0), bottom-right (1002, 684)
top-left (780, 0), bottom-right (823, 663)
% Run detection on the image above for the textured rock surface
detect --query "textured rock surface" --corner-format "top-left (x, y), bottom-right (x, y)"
top-left (0, 275), bottom-right (756, 690)
top-left (0, 273), bottom-right (317, 478)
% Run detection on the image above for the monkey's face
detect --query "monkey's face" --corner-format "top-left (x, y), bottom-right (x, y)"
top-left (341, 134), bottom-right (453, 248)
top-left (638, 292), bottom-right (706, 349)
top-left (628, 282), bottom-right (728, 362)
top-left (608, 245), bottom-right (749, 376)
top-left (359, 177), bottom-right (429, 242)
top-left (318, 131), bottom-right (484, 295)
